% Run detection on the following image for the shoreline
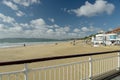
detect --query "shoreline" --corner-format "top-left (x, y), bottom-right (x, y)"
top-left (0, 41), bottom-right (66, 49)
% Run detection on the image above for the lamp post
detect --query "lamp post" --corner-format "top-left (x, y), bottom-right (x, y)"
top-left (103, 32), bottom-right (106, 46)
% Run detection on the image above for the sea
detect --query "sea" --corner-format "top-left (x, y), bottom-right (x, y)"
top-left (0, 38), bottom-right (67, 48)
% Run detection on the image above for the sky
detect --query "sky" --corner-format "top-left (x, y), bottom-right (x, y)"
top-left (0, 0), bottom-right (120, 39)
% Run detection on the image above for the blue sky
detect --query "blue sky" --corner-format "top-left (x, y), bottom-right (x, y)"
top-left (0, 0), bottom-right (120, 39)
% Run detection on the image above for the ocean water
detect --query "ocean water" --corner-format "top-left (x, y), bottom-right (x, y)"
top-left (0, 38), bottom-right (66, 48)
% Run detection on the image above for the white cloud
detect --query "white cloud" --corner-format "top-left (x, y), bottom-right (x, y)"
top-left (2, 0), bottom-right (40, 17)
top-left (0, 24), bottom-right (5, 31)
top-left (73, 28), bottom-right (80, 33)
top-left (16, 11), bottom-right (25, 17)
top-left (48, 18), bottom-right (55, 23)
top-left (81, 27), bottom-right (89, 32)
top-left (3, 0), bottom-right (18, 10)
top-left (53, 24), bottom-right (60, 28)
top-left (30, 18), bottom-right (46, 27)
top-left (13, 0), bottom-right (40, 7)
top-left (0, 13), bottom-right (104, 39)
top-left (9, 26), bottom-right (22, 32)
top-left (0, 13), bottom-right (15, 23)
top-left (47, 29), bottom-right (54, 34)
top-left (64, 26), bottom-right (70, 32)
top-left (80, 26), bottom-right (102, 34)
top-left (55, 27), bottom-right (70, 33)
top-left (2, 0), bottom-right (26, 17)
top-left (70, 0), bottom-right (115, 17)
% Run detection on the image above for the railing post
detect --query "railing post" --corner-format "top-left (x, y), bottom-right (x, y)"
top-left (24, 63), bottom-right (28, 80)
top-left (0, 74), bottom-right (2, 80)
top-left (117, 52), bottom-right (120, 70)
top-left (89, 56), bottom-right (92, 80)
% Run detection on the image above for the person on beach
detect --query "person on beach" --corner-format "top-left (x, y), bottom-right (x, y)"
top-left (55, 43), bottom-right (58, 45)
top-left (73, 40), bottom-right (76, 45)
top-left (24, 44), bottom-right (26, 47)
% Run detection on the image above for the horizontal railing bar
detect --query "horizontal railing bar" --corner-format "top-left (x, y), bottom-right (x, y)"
top-left (0, 70), bottom-right (24, 75)
top-left (93, 55), bottom-right (117, 61)
top-left (0, 50), bottom-right (120, 66)
top-left (31, 60), bottom-right (89, 71)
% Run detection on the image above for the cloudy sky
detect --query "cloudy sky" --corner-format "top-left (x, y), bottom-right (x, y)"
top-left (0, 0), bottom-right (120, 39)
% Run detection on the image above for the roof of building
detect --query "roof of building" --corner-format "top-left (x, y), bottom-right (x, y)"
top-left (106, 27), bottom-right (120, 34)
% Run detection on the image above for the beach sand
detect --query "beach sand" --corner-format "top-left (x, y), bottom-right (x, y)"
top-left (0, 40), bottom-right (119, 62)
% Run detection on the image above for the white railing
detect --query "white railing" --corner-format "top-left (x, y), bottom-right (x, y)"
top-left (0, 50), bottom-right (120, 80)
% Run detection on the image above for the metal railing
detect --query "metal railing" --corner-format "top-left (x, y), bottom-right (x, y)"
top-left (0, 50), bottom-right (120, 80)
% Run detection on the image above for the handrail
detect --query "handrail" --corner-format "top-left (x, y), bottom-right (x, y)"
top-left (0, 50), bottom-right (120, 66)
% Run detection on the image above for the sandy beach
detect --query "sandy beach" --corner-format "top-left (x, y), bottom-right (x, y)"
top-left (0, 40), bottom-right (119, 62)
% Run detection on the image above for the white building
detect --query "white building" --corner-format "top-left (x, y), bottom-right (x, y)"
top-left (92, 33), bottom-right (120, 46)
